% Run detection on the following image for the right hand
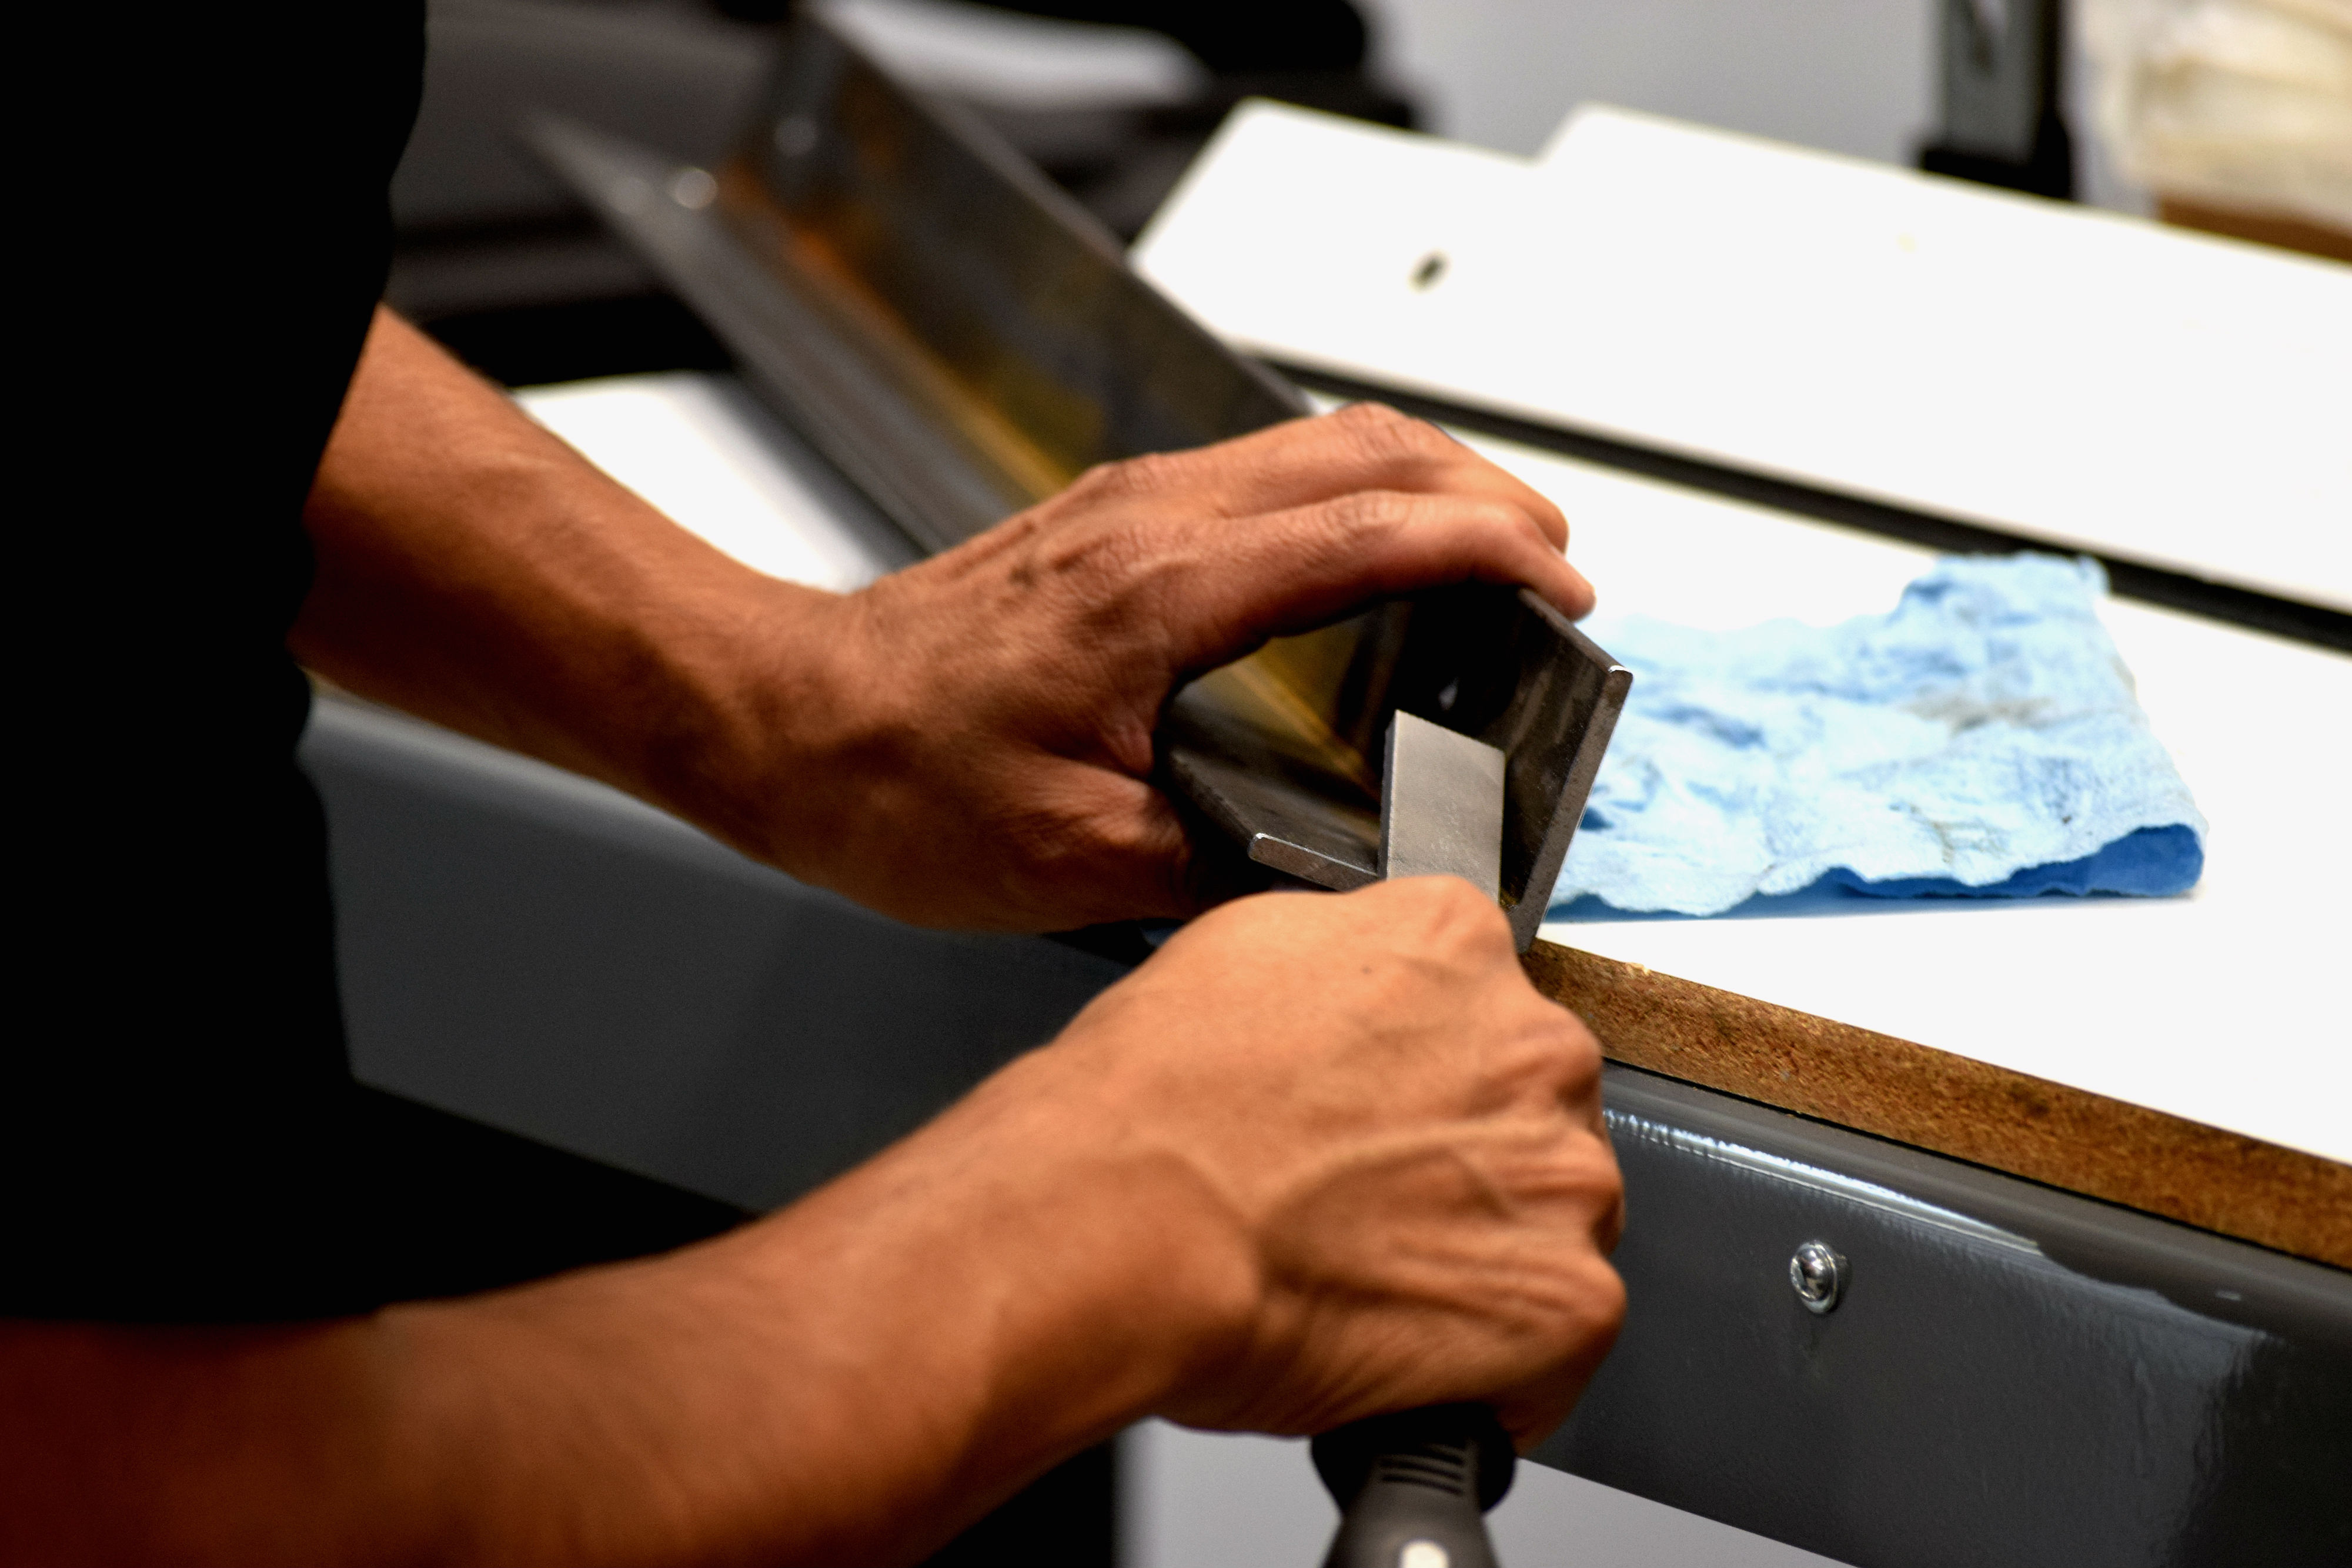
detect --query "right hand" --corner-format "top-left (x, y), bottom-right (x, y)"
top-left (0, 878), bottom-right (1621, 1568)
top-left (978, 876), bottom-right (1627, 1449)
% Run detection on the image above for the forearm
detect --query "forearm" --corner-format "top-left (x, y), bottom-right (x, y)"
top-left (2, 883), bottom-right (1624, 1563)
top-left (292, 308), bottom-right (816, 855)
top-left (402, 1091), bottom-right (1236, 1566)
top-left (0, 1065), bottom-right (1241, 1566)
top-left (292, 320), bottom-right (1599, 932)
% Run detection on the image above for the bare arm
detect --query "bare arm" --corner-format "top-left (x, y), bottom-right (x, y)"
top-left (1, 882), bottom-right (1622, 1566)
top-left (0, 307), bottom-right (1625, 1562)
top-left (292, 308), bottom-right (1595, 929)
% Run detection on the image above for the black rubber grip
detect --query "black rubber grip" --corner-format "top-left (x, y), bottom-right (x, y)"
top-left (1311, 1404), bottom-right (1516, 1568)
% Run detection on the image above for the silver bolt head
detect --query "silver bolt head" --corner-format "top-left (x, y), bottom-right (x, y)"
top-left (1789, 1241), bottom-right (1847, 1314)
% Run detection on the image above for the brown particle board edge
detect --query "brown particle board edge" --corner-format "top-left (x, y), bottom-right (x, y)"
top-left (1524, 939), bottom-right (2352, 1271)
top-left (2157, 195), bottom-right (2352, 266)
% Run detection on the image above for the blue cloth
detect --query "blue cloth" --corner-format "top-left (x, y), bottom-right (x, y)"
top-left (1550, 554), bottom-right (2206, 918)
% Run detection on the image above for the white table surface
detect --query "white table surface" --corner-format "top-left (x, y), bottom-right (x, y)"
top-left (519, 373), bottom-right (914, 591)
top-left (1498, 434), bottom-right (2351, 1169)
top-left (518, 371), bottom-right (2352, 1169)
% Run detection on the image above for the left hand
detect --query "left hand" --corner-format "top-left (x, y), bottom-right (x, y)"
top-left (705, 402), bottom-right (1593, 931)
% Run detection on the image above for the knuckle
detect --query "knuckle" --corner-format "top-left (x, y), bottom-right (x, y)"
top-left (1368, 874), bottom-right (1512, 954)
top-left (1319, 487), bottom-right (1419, 537)
top-left (1541, 1158), bottom-right (1628, 1283)
top-left (1478, 494), bottom-right (1539, 533)
top-left (1331, 398), bottom-right (1412, 432)
top-left (1582, 1136), bottom-right (1626, 1209)
top-left (1576, 1257), bottom-right (1629, 1333)
top-left (1500, 1211), bottom-right (1626, 1360)
top-left (1452, 495), bottom-right (1545, 551)
top-left (1070, 451), bottom-right (1180, 502)
top-left (1452, 891), bottom-right (1519, 954)
top-left (1547, 1005), bottom-right (1603, 1074)
top-left (1052, 519), bottom-right (1153, 597)
top-left (1542, 1014), bottom-right (1606, 1102)
top-left (1485, 996), bottom-right (1603, 1114)
top-left (1597, 1189), bottom-right (1628, 1257)
top-left (1332, 399), bottom-right (1450, 460)
top-left (1058, 461), bottom-right (1120, 505)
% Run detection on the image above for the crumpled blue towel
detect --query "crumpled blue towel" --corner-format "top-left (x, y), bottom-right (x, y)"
top-left (1550, 554), bottom-right (2206, 918)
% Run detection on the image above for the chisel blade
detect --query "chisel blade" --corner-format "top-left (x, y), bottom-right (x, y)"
top-left (1379, 711), bottom-right (1506, 898)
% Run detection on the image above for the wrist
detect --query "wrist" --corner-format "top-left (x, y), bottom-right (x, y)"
top-left (672, 577), bottom-right (979, 920)
top-left (941, 1039), bottom-right (1268, 1441)
top-left (623, 567), bottom-right (870, 877)
top-left (800, 1038), bottom-right (1263, 1461)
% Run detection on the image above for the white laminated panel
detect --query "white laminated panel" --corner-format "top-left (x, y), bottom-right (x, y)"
top-left (1134, 101), bottom-right (2352, 613)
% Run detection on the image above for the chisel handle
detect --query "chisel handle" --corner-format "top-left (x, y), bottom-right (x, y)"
top-left (1311, 1403), bottom-right (1516, 1568)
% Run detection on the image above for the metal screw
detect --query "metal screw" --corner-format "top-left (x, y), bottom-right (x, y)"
top-left (1789, 1241), bottom-right (1847, 1314)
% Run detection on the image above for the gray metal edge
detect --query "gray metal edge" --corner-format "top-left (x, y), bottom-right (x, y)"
top-left (1508, 592), bottom-right (1633, 952)
top-left (1599, 1062), bottom-right (2352, 1344)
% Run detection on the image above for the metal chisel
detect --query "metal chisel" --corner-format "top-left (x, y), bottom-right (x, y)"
top-left (1311, 713), bottom-right (1519, 1568)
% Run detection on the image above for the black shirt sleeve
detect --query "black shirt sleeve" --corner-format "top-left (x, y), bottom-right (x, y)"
top-left (8, 2), bottom-right (426, 1320)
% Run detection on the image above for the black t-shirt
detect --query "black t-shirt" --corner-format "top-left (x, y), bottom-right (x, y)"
top-left (11, 3), bottom-right (426, 1319)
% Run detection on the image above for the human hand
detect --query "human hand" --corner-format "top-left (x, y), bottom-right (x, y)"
top-left (0, 887), bottom-right (1615, 1568)
top-left (948, 877), bottom-right (1625, 1448)
top-left (296, 320), bottom-right (1588, 936)
top-left (714, 403), bottom-right (1593, 931)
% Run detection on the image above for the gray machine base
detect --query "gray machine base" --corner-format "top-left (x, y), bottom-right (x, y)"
top-left (306, 696), bottom-right (2351, 1568)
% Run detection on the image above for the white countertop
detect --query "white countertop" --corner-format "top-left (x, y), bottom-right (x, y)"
top-left (1501, 434), bottom-right (2351, 1169)
top-left (518, 370), bottom-right (2352, 1169)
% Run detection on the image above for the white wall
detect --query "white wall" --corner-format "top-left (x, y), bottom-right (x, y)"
top-left (1360, 0), bottom-right (1936, 162)
top-left (1358, 0), bottom-right (2145, 209)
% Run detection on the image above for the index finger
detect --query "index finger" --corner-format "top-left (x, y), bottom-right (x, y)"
top-left (1150, 486), bottom-right (1598, 678)
top-left (1089, 403), bottom-right (1575, 553)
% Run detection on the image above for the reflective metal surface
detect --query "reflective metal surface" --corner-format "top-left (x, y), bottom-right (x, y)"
top-left (1160, 586), bottom-right (1631, 948)
top-left (1543, 1068), bottom-right (2352, 1568)
top-left (537, 11), bottom-right (1302, 551)
top-left (1788, 1241), bottom-right (1847, 1315)
top-left (313, 694), bottom-right (2352, 1568)
top-left (1378, 713), bottom-right (1504, 894)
